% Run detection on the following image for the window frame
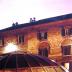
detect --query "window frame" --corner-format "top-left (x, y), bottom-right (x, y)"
top-left (18, 35), bottom-right (24, 44)
top-left (61, 45), bottom-right (71, 55)
top-left (37, 32), bottom-right (47, 40)
top-left (61, 27), bottom-right (72, 36)
top-left (0, 36), bottom-right (4, 46)
top-left (38, 48), bottom-right (48, 57)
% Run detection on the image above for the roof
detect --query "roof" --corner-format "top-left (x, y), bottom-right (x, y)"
top-left (0, 13), bottom-right (72, 32)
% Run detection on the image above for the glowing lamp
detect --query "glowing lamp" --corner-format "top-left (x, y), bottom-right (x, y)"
top-left (3, 43), bottom-right (18, 53)
top-left (64, 63), bottom-right (69, 70)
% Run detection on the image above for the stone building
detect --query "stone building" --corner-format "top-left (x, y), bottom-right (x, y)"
top-left (0, 13), bottom-right (72, 71)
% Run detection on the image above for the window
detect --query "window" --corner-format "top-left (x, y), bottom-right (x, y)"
top-left (18, 35), bottom-right (24, 44)
top-left (61, 27), bottom-right (65, 36)
top-left (37, 32), bottom-right (47, 40)
top-left (68, 28), bottom-right (72, 35)
top-left (61, 27), bottom-right (72, 36)
top-left (0, 36), bottom-right (4, 46)
top-left (62, 45), bottom-right (71, 55)
top-left (38, 48), bottom-right (48, 57)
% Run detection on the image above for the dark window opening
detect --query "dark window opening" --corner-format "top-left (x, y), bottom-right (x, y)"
top-left (65, 29), bottom-right (69, 35)
top-left (38, 48), bottom-right (48, 57)
top-left (62, 45), bottom-right (71, 55)
top-left (61, 27), bottom-right (72, 36)
top-left (0, 36), bottom-right (4, 46)
top-left (68, 28), bottom-right (72, 35)
top-left (18, 35), bottom-right (24, 44)
top-left (61, 27), bottom-right (65, 36)
top-left (37, 32), bottom-right (42, 40)
top-left (44, 32), bottom-right (47, 39)
top-left (37, 32), bottom-right (47, 40)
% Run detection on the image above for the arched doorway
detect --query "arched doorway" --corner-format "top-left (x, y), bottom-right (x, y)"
top-left (38, 42), bottom-right (50, 57)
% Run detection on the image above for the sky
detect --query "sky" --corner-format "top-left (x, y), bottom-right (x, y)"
top-left (0, 0), bottom-right (72, 29)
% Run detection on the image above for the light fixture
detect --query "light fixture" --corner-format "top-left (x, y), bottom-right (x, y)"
top-left (64, 63), bottom-right (69, 70)
top-left (3, 43), bottom-right (18, 53)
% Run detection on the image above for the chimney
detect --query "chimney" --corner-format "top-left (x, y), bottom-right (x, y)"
top-left (12, 23), bottom-right (15, 27)
top-left (33, 17), bottom-right (36, 22)
top-left (15, 22), bottom-right (18, 26)
top-left (12, 22), bottom-right (18, 27)
top-left (30, 17), bottom-right (36, 22)
top-left (30, 18), bottom-right (33, 22)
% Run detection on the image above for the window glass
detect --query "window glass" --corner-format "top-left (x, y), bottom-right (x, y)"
top-left (37, 32), bottom-right (42, 40)
top-left (0, 36), bottom-right (4, 46)
top-left (44, 32), bottom-right (47, 39)
top-left (61, 28), bottom-right (65, 36)
top-left (62, 45), bottom-right (71, 55)
top-left (18, 35), bottom-right (24, 44)
top-left (38, 48), bottom-right (48, 57)
top-left (61, 27), bottom-right (72, 36)
top-left (37, 32), bottom-right (47, 40)
top-left (68, 28), bottom-right (72, 35)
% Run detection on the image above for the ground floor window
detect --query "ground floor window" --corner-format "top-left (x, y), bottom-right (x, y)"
top-left (61, 45), bottom-right (71, 55)
top-left (38, 48), bottom-right (48, 57)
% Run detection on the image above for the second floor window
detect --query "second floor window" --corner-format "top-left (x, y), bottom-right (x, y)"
top-left (0, 36), bottom-right (4, 46)
top-left (37, 32), bottom-right (47, 40)
top-left (68, 28), bottom-right (72, 35)
top-left (61, 27), bottom-right (72, 36)
top-left (18, 35), bottom-right (24, 44)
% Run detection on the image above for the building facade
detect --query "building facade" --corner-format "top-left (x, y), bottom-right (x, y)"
top-left (0, 13), bottom-right (72, 71)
